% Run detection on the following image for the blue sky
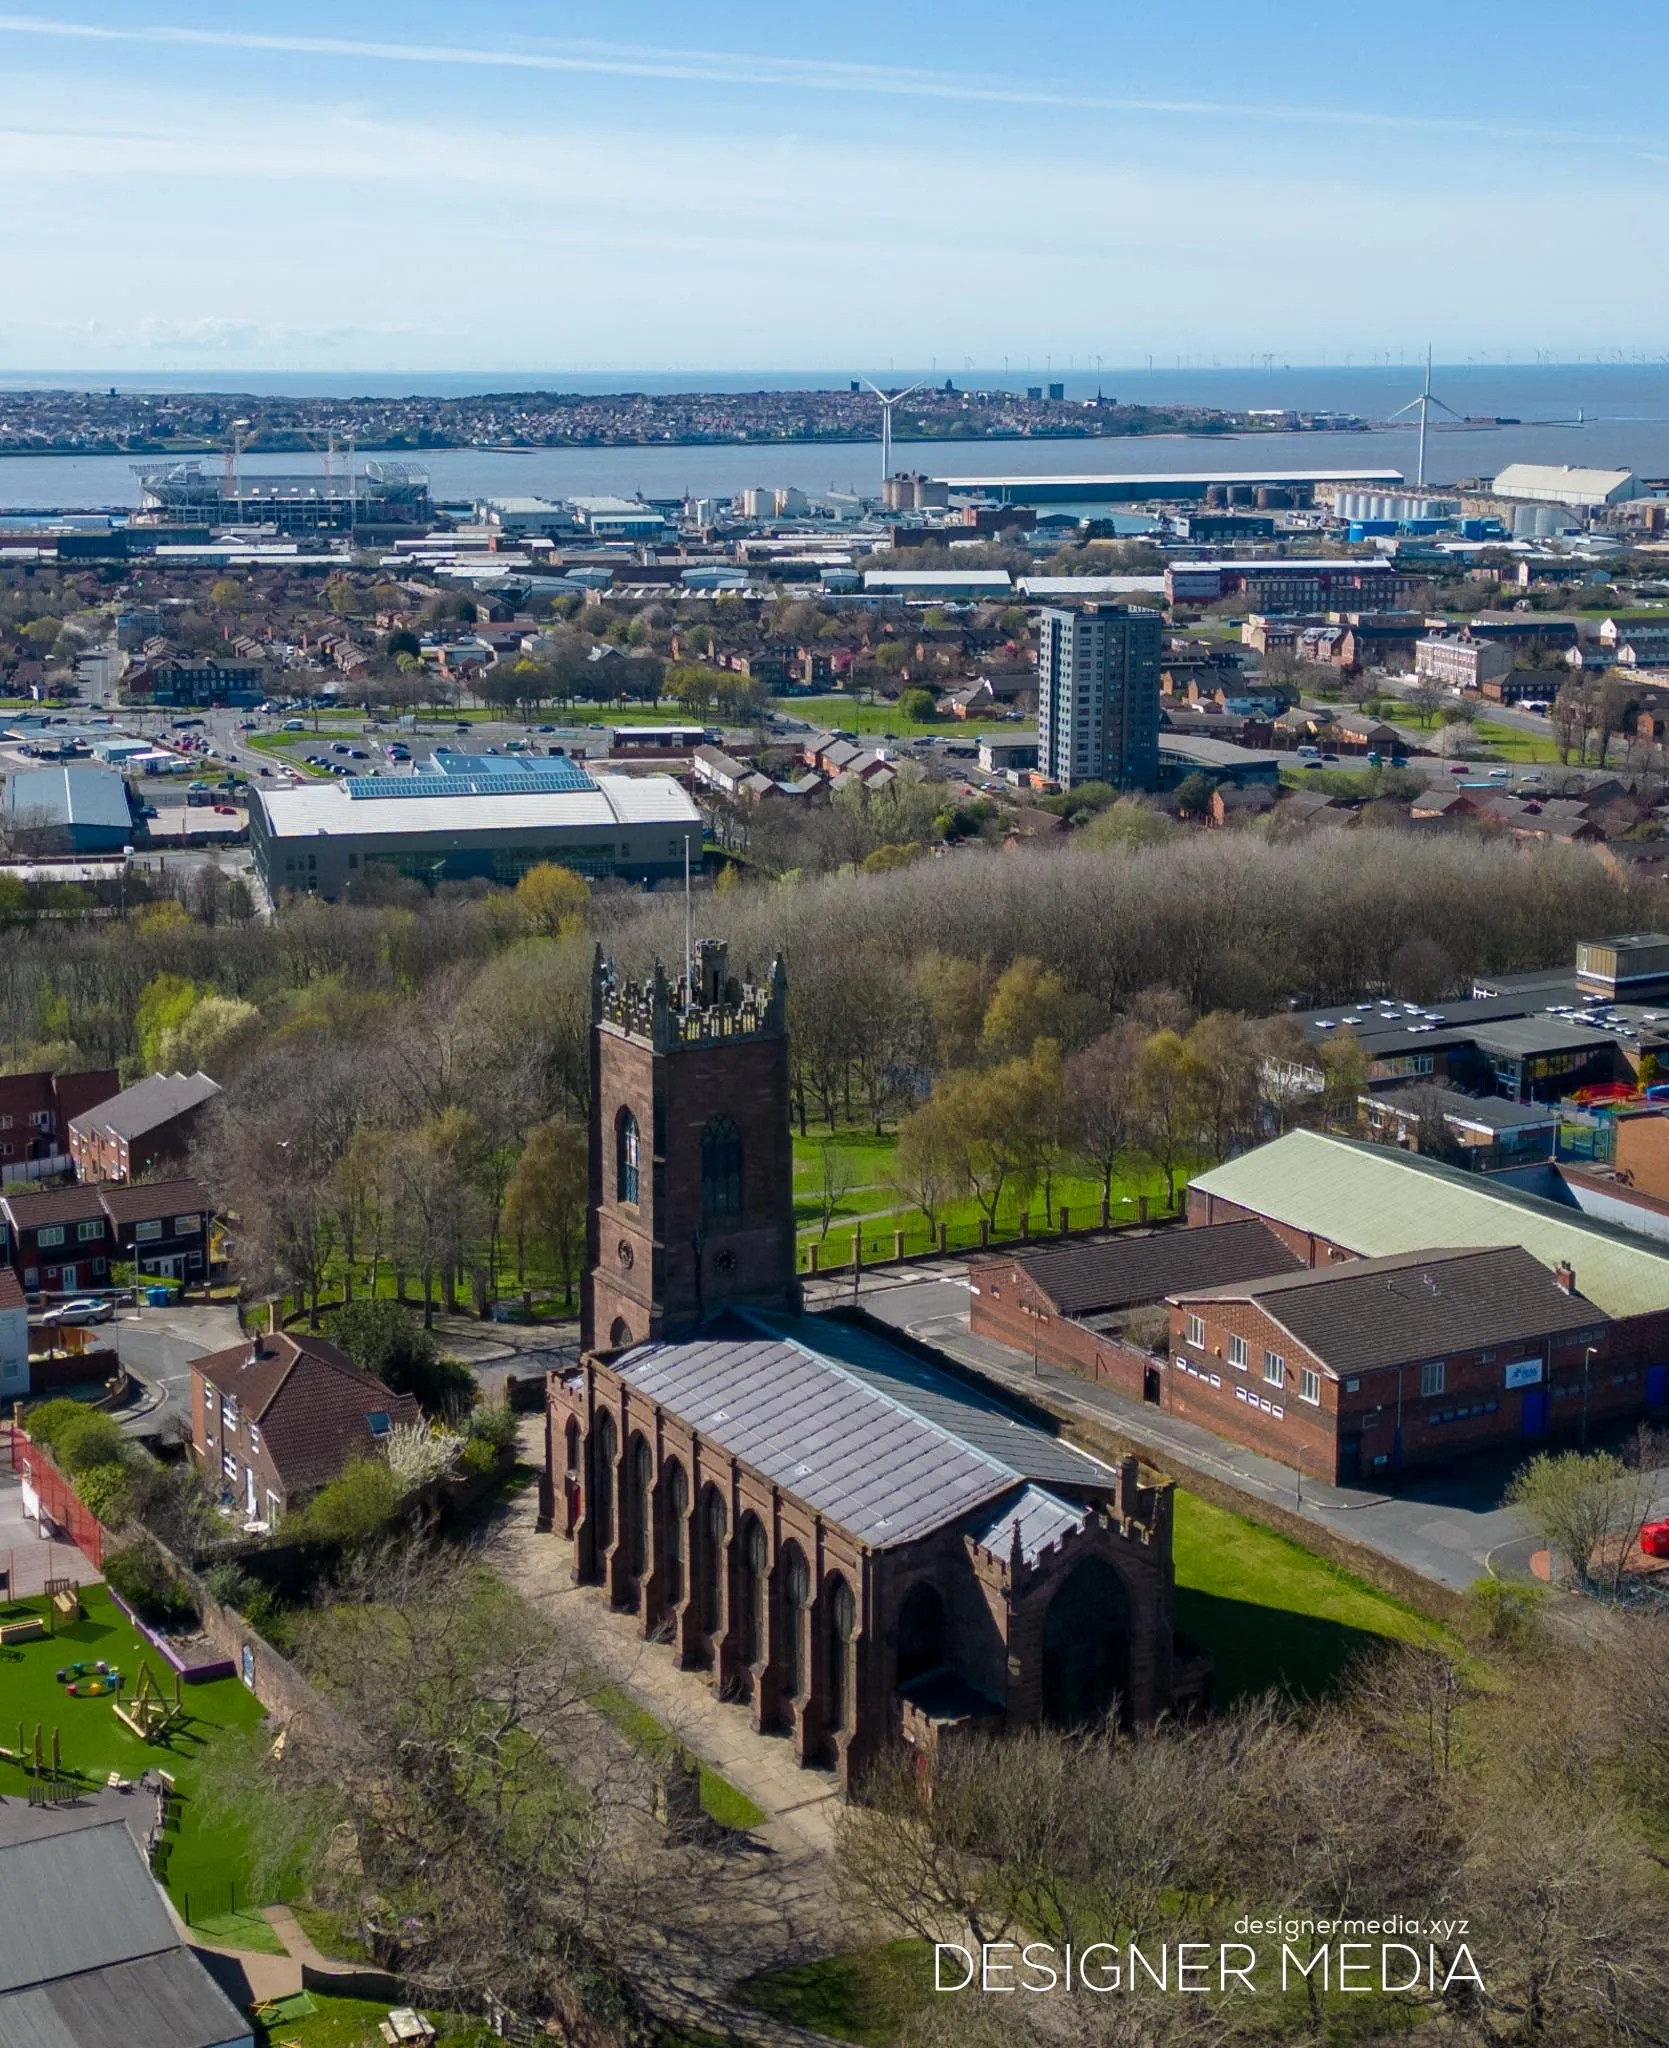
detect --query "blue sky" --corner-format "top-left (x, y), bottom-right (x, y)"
top-left (3, 2), bottom-right (1668, 372)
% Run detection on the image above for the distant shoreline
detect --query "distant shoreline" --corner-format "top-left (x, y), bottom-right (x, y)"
top-left (0, 422), bottom-right (1380, 463)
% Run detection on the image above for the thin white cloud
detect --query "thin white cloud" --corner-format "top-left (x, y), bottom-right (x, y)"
top-left (0, 11), bottom-right (1636, 152)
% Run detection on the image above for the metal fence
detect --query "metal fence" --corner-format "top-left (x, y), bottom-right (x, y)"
top-left (8, 1428), bottom-right (105, 1571)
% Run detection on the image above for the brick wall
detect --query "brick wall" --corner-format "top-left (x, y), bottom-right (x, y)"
top-left (967, 1259), bottom-right (1152, 1400)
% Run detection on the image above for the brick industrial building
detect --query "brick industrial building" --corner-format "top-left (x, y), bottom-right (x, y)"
top-left (545, 943), bottom-right (1197, 1789)
top-left (974, 1128), bottom-right (1669, 1483)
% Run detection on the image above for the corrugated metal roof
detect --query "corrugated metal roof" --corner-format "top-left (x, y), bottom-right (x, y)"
top-left (4, 766), bottom-right (133, 832)
top-left (1190, 1130), bottom-right (1669, 1320)
top-left (0, 1949), bottom-right (252, 2048)
top-left (0, 1822), bottom-right (179, 1993)
top-left (612, 1314), bottom-right (1113, 1548)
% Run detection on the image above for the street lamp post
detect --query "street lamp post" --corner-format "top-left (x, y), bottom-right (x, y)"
top-left (1581, 1345), bottom-right (1595, 1452)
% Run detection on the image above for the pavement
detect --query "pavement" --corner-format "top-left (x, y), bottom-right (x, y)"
top-left (0, 1467), bottom-right (89, 1598)
top-left (113, 1301), bottom-right (245, 1440)
top-left (803, 1264), bottom-right (1580, 1594)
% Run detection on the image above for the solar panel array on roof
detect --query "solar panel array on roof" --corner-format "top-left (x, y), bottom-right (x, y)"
top-left (347, 762), bottom-right (595, 800)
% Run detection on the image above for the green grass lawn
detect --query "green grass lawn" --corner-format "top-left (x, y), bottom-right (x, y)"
top-left (0, 1586), bottom-right (270, 1928)
top-left (1172, 1494), bottom-right (1447, 1702)
top-left (734, 1940), bottom-right (934, 2047)
top-left (253, 1990), bottom-right (486, 2048)
top-left (244, 732), bottom-right (332, 775)
top-left (768, 692), bottom-right (968, 738)
top-left (791, 1121), bottom-right (1181, 1266)
top-left (593, 1684), bottom-right (768, 1831)
top-left (1472, 718), bottom-right (1564, 765)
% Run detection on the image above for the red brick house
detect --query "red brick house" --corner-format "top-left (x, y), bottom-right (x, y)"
top-left (1168, 1245), bottom-right (1608, 1483)
top-left (189, 1329), bottom-right (420, 1525)
top-left (68, 1070), bottom-right (221, 1183)
top-left (0, 1067), bottom-right (118, 1182)
top-left (0, 1184), bottom-right (112, 1297)
top-left (98, 1177), bottom-right (212, 1285)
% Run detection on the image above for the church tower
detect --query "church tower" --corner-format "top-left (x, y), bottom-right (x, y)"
top-left (583, 939), bottom-right (800, 1352)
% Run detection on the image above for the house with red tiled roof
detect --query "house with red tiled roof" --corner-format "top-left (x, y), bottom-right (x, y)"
top-left (188, 1329), bottom-right (421, 1525)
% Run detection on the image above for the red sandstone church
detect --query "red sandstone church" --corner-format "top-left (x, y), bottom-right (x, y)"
top-left (543, 942), bottom-right (1200, 1790)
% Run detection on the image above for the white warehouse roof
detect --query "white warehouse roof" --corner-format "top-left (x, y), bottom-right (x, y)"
top-left (257, 772), bottom-right (698, 841)
top-left (1490, 464), bottom-right (1638, 508)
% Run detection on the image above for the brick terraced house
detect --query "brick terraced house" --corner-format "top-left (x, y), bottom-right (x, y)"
top-left (0, 1184), bottom-right (111, 1296)
top-left (189, 1330), bottom-right (420, 1526)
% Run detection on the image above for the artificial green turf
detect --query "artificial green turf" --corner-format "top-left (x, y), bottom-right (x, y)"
top-left (252, 1990), bottom-right (485, 2048)
top-left (0, 1586), bottom-right (269, 1919)
top-left (734, 1940), bottom-right (934, 2046)
top-left (1172, 1493), bottom-right (1446, 1702)
top-left (190, 1907), bottom-right (288, 1954)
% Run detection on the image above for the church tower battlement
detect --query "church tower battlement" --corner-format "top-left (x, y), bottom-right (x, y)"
top-left (583, 940), bottom-right (799, 1352)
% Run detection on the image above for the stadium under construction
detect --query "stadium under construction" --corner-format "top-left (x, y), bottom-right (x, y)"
top-left (132, 458), bottom-right (431, 534)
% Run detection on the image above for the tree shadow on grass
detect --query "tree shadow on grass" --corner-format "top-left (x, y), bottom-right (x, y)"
top-left (1177, 1589), bottom-right (1400, 1705)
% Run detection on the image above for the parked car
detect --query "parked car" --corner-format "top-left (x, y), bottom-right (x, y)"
top-left (42, 1298), bottom-right (115, 1326)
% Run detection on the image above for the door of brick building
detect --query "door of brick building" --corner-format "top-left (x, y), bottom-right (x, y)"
top-left (1521, 1389), bottom-right (1550, 1438)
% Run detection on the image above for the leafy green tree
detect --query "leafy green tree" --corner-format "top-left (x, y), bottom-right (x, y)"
top-left (501, 1118), bottom-right (587, 1304)
top-left (135, 973), bottom-right (199, 1069)
top-left (513, 862), bottom-right (590, 938)
top-left (291, 1458), bottom-right (401, 1544)
top-left (328, 1299), bottom-right (473, 1420)
top-left (899, 687), bottom-right (937, 722)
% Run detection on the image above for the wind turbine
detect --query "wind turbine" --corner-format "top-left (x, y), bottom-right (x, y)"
top-left (1388, 346), bottom-right (1462, 490)
top-left (863, 378), bottom-right (926, 487)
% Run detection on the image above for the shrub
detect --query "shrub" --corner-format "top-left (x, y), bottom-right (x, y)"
top-left (458, 1437), bottom-right (498, 1480)
top-left (201, 1560), bottom-right (291, 1648)
top-left (383, 1422), bottom-right (463, 1492)
top-left (76, 1461), bottom-right (139, 1528)
top-left (290, 1459), bottom-right (401, 1545)
top-left (104, 1539), bottom-right (198, 1629)
top-left (54, 1409), bottom-right (131, 1477)
top-left (21, 1397), bottom-right (93, 1453)
top-left (466, 1402), bottom-right (518, 1453)
top-left (328, 1299), bottom-right (476, 1421)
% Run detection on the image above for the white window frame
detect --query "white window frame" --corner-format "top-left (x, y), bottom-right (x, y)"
top-left (134, 1219), bottom-right (163, 1242)
top-left (77, 1220), bottom-right (102, 1242)
top-left (36, 1225), bottom-right (64, 1249)
top-left (1421, 1360), bottom-right (1446, 1398)
top-left (1299, 1366), bottom-right (1321, 1405)
top-left (1185, 1313), bottom-right (1205, 1348)
top-left (1227, 1334), bottom-right (1248, 1371)
top-left (1263, 1350), bottom-right (1285, 1389)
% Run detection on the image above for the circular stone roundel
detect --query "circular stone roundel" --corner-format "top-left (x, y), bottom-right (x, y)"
top-left (616, 1238), bottom-right (634, 1270)
top-left (715, 1249), bottom-right (738, 1275)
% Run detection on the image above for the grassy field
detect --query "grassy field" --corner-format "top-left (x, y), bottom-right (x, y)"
top-left (0, 1586), bottom-right (270, 1928)
top-left (769, 692), bottom-right (982, 738)
top-left (735, 1940), bottom-right (933, 2046)
top-left (1472, 718), bottom-right (1564, 765)
top-left (593, 1683), bottom-right (768, 1831)
top-left (1173, 1493), bottom-right (1446, 1701)
top-left (792, 1123), bottom-right (1180, 1266)
top-left (252, 1990), bottom-right (486, 2048)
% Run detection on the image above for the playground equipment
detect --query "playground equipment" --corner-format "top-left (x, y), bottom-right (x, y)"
top-left (112, 1659), bottom-right (184, 1744)
top-left (37, 1577), bottom-right (83, 1637)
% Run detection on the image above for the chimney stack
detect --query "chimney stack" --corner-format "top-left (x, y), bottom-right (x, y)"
top-left (1554, 1261), bottom-right (1576, 1295)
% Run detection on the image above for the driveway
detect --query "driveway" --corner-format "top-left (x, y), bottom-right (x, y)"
top-left (113, 1302), bottom-right (245, 1440)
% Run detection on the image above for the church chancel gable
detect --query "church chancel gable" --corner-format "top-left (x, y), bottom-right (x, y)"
top-left (543, 941), bottom-right (1204, 1791)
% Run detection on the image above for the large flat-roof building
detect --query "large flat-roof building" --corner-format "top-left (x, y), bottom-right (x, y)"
top-left (3, 765), bottom-right (134, 853)
top-left (1489, 464), bottom-right (1639, 510)
top-left (250, 760), bottom-right (702, 901)
top-left (133, 458), bottom-right (430, 533)
top-left (931, 468), bottom-right (1404, 507)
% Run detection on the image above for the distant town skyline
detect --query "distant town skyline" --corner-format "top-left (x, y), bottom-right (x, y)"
top-left (4, 2), bottom-right (1669, 372)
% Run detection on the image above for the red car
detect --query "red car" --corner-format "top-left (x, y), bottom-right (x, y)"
top-left (1640, 1520), bottom-right (1669, 1559)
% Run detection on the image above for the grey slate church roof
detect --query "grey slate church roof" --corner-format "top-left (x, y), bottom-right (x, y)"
top-left (610, 1308), bottom-right (1116, 1549)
